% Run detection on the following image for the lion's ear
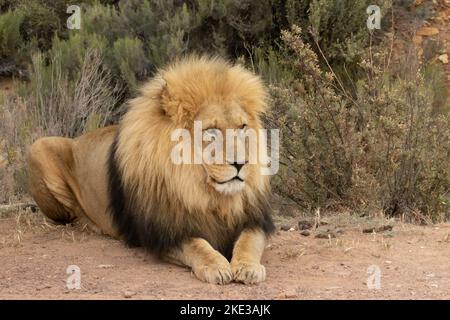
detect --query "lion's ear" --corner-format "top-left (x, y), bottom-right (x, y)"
top-left (159, 84), bottom-right (196, 126)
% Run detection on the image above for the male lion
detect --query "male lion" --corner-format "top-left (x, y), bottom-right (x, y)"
top-left (28, 56), bottom-right (275, 285)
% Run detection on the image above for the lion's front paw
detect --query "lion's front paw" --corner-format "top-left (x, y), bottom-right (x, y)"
top-left (231, 261), bottom-right (266, 284)
top-left (193, 262), bottom-right (233, 285)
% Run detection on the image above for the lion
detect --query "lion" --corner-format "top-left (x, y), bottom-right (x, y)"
top-left (27, 56), bottom-right (275, 285)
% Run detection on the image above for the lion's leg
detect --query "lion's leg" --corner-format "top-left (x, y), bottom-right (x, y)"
top-left (164, 238), bottom-right (233, 285)
top-left (27, 137), bottom-right (86, 225)
top-left (230, 229), bottom-right (267, 284)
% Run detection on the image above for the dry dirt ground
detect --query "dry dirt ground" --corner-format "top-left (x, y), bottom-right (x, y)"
top-left (1, 209), bottom-right (450, 300)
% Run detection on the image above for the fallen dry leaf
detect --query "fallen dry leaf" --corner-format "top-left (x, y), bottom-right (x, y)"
top-left (417, 27), bottom-right (439, 36)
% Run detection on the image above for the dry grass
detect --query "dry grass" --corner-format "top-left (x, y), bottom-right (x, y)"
top-left (0, 207), bottom-right (95, 248)
top-left (0, 92), bottom-right (42, 203)
top-left (28, 49), bottom-right (123, 137)
top-left (0, 49), bottom-right (123, 204)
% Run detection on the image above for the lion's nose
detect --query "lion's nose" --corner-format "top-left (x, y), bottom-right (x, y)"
top-left (230, 162), bottom-right (244, 172)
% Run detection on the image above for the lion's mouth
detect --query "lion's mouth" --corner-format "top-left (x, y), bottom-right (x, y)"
top-left (212, 176), bottom-right (244, 184)
top-left (210, 176), bottom-right (245, 195)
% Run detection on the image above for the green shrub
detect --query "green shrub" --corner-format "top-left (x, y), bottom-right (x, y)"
top-left (270, 26), bottom-right (450, 220)
top-left (82, 2), bottom-right (129, 44)
top-left (306, 0), bottom-right (375, 63)
top-left (3, 0), bottom-right (390, 91)
top-left (16, 0), bottom-right (64, 51)
top-left (270, 26), bottom-right (356, 210)
top-left (79, 0), bottom-right (192, 90)
top-left (355, 51), bottom-right (450, 220)
top-left (0, 11), bottom-right (23, 57)
top-left (252, 0), bottom-right (391, 87)
top-left (50, 33), bottom-right (109, 79)
top-left (112, 37), bottom-right (148, 91)
top-left (0, 10), bottom-right (25, 76)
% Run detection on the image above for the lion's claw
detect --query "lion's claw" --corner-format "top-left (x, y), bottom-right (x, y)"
top-left (193, 263), bottom-right (233, 285)
top-left (231, 261), bottom-right (266, 284)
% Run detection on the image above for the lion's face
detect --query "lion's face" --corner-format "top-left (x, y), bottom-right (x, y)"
top-left (120, 56), bottom-right (269, 202)
top-left (194, 101), bottom-right (257, 195)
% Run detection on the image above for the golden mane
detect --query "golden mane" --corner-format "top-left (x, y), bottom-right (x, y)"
top-left (107, 56), bottom-right (274, 258)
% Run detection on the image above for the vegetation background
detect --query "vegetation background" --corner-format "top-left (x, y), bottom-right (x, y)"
top-left (0, 0), bottom-right (449, 221)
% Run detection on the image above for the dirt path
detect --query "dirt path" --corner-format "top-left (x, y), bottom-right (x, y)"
top-left (1, 210), bottom-right (450, 300)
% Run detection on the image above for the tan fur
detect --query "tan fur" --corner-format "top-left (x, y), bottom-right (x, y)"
top-left (28, 56), bottom-right (272, 284)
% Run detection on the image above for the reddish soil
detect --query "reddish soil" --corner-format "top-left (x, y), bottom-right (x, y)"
top-left (1, 210), bottom-right (449, 300)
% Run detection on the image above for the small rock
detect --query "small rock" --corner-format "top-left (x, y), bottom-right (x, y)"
top-left (298, 220), bottom-right (314, 230)
top-left (97, 264), bottom-right (115, 269)
top-left (315, 231), bottom-right (336, 239)
top-left (280, 225), bottom-right (291, 231)
top-left (36, 285), bottom-right (51, 291)
top-left (275, 290), bottom-right (298, 299)
top-left (363, 225), bottom-right (393, 233)
top-left (438, 54), bottom-right (448, 64)
top-left (300, 230), bottom-right (310, 236)
top-left (123, 291), bottom-right (136, 298)
top-left (284, 290), bottom-right (298, 299)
